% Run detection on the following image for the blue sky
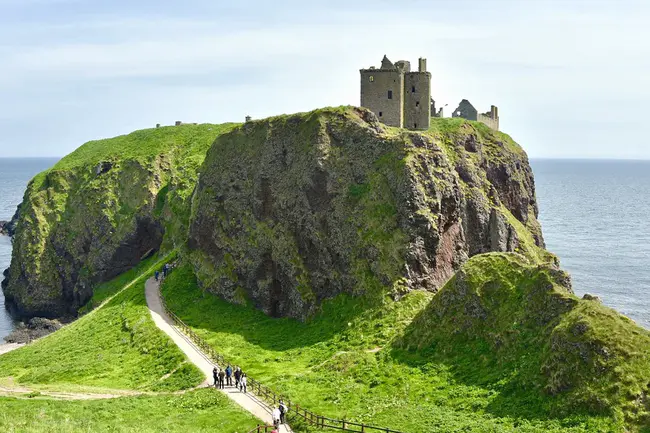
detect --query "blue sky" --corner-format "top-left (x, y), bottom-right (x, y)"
top-left (0, 0), bottom-right (648, 158)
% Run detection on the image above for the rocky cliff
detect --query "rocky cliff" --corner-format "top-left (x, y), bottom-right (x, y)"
top-left (187, 107), bottom-right (553, 319)
top-left (2, 123), bottom-right (237, 318)
top-left (3, 107), bottom-right (549, 319)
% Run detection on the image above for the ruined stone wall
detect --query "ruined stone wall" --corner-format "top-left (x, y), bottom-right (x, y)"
top-left (403, 72), bottom-right (431, 130)
top-left (360, 69), bottom-right (404, 128)
top-left (452, 100), bottom-right (478, 121)
top-left (478, 114), bottom-right (499, 131)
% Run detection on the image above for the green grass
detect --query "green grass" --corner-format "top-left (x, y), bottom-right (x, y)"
top-left (0, 253), bottom-right (203, 392)
top-left (0, 389), bottom-right (259, 433)
top-left (161, 261), bottom-right (638, 432)
top-left (52, 123), bottom-right (239, 171)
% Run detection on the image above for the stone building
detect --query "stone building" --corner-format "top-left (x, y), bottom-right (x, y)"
top-left (360, 55), bottom-right (431, 130)
top-left (452, 99), bottom-right (500, 131)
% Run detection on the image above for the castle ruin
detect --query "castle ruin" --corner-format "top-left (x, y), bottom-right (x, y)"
top-left (360, 55), bottom-right (431, 130)
top-left (451, 99), bottom-right (499, 131)
top-left (360, 55), bottom-right (500, 131)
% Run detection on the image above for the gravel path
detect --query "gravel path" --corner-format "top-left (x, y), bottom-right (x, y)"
top-left (145, 277), bottom-right (292, 433)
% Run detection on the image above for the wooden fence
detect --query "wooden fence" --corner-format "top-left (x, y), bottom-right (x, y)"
top-left (158, 273), bottom-right (405, 433)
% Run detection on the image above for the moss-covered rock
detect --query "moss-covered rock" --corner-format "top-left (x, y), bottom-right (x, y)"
top-left (397, 252), bottom-right (650, 430)
top-left (3, 123), bottom-right (237, 318)
top-left (187, 107), bottom-right (552, 320)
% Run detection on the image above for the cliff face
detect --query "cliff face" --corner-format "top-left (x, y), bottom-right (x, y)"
top-left (2, 123), bottom-right (237, 318)
top-left (187, 107), bottom-right (552, 319)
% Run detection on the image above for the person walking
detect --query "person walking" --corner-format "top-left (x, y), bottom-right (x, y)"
top-left (154, 270), bottom-right (159, 281)
top-left (218, 368), bottom-right (225, 389)
top-left (240, 373), bottom-right (247, 393)
top-left (279, 400), bottom-right (288, 424)
top-left (272, 407), bottom-right (281, 429)
top-left (225, 364), bottom-right (233, 386)
top-left (234, 366), bottom-right (241, 389)
top-left (212, 367), bottom-right (219, 387)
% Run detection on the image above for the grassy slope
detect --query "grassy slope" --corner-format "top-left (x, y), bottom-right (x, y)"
top-left (0, 389), bottom-right (258, 433)
top-left (0, 254), bottom-right (204, 392)
top-left (162, 263), bottom-right (626, 433)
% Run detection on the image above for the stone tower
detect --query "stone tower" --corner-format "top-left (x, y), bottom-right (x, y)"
top-left (360, 55), bottom-right (431, 130)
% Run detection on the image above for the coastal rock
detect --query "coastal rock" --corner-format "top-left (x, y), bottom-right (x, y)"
top-left (3, 317), bottom-right (63, 343)
top-left (2, 123), bottom-right (238, 319)
top-left (188, 107), bottom-right (551, 320)
top-left (582, 293), bottom-right (602, 302)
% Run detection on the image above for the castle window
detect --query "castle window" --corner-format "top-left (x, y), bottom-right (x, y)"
top-left (414, 123), bottom-right (418, 128)
top-left (379, 111), bottom-right (383, 117)
top-left (416, 101), bottom-right (420, 107)
top-left (387, 90), bottom-right (393, 99)
top-left (412, 86), bottom-right (416, 93)
top-left (369, 76), bottom-right (374, 82)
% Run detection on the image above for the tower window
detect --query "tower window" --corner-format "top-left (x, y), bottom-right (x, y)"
top-left (414, 123), bottom-right (418, 128)
top-left (369, 76), bottom-right (374, 82)
top-left (387, 90), bottom-right (393, 99)
top-left (412, 86), bottom-right (416, 93)
top-left (379, 111), bottom-right (383, 117)
top-left (416, 101), bottom-right (420, 107)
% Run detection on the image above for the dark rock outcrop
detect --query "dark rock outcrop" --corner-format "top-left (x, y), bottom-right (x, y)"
top-left (188, 107), bottom-right (552, 320)
top-left (3, 317), bottom-right (64, 343)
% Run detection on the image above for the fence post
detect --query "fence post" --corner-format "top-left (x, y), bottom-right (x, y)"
top-left (361, 424), bottom-right (365, 433)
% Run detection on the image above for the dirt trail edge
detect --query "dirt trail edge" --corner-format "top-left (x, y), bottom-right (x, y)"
top-left (145, 278), bottom-right (292, 433)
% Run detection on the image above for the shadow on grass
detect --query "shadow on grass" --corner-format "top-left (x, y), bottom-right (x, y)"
top-left (160, 264), bottom-right (383, 352)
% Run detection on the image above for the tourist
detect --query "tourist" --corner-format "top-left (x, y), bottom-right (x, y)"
top-left (162, 264), bottom-right (168, 278)
top-left (225, 364), bottom-right (233, 386)
top-left (240, 373), bottom-right (247, 393)
top-left (154, 270), bottom-right (159, 281)
top-left (279, 400), bottom-right (288, 424)
top-left (234, 366), bottom-right (241, 388)
top-left (218, 368), bottom-right (225, 389)
top-left (212, 367), bottom-right (219, 387)
top-left (272, 407), bottom-right (281, 428)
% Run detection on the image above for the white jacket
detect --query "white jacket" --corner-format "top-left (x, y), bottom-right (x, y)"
top-left (272, 408), bottom-right (281, 421)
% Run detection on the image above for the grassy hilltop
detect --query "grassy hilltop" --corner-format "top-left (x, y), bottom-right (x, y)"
top-left (1, 107), bottom-right (649, 432)
top-left (4, 122), bottom-right (238, 318)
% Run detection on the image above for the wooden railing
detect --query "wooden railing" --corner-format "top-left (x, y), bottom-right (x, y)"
top-left (158, 272), bottom-right (406, 433)
top-left (247, 425), bottom-right (277, 433)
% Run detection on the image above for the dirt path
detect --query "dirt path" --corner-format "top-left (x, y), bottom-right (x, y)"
top-left (0, 343), bottom-right (24, 356)
top-left (145, 278), bottom-right (292, 433)
top-left (0, 384), bottom-right (140, 400)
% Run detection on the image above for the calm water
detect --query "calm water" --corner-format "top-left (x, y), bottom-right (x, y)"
top-left (0, 158), bottom-right (58, 340)
top-left (0, 158), bottom-right (648, 340)
top-left (532, 159), bottom-right (650, 329)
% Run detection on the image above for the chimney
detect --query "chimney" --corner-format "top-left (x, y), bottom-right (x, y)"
top-left (418, 57), bottom-right (427, 72)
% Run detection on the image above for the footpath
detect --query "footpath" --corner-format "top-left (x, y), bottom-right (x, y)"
top-left (145, 278), bottom-right (292, 433)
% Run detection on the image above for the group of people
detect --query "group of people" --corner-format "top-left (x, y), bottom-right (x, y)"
top-left (212, 365), bottom-right (289, 429)
top-left (212, 364), bottom-right (247, 393)
top-left (154, 263), bottom-right (172, 282)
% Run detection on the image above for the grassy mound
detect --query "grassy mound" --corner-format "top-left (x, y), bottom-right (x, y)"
top-left (398, 253), bottom-right (650, 429)
top-left (0, 389), bottom-right (258, 433)
top-left (0, 254), bottom-right (203, 392)
top-left (161, 261), bottom-right (646, 432)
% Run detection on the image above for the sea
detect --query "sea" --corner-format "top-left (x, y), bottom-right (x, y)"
top-left (0, 158), bottom-right (59, 339)
top-left (0, 158), bottom-right (648, 341)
